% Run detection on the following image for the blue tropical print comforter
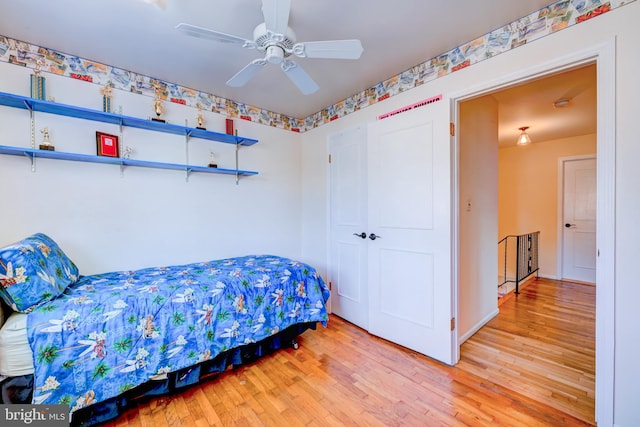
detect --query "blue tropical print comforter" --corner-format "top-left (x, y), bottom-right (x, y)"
top-left (26, 255), bottom-right (330, 412)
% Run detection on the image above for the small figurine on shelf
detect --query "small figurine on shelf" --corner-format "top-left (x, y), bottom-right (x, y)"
top-left (122, 146), bottom-right (134, 160)
top-left (195, 103), bottom-right (206, 130)
top-left (39, 127), bottom-right (55, 151)
top-left (152, 87), bottom-right (165, 123)
top-left (30, 56), bottom-right (47, 100)
top-left (208, 151), bottom-right (218, 168)
top-left (101, 81), bottom-right (114, 113)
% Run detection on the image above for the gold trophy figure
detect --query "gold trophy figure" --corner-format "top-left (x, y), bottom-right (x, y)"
top-left (30, 57), bottom-right (47, 100)
top-left (196, 103), bottom-right (206, 130)
top-left (152, 87), bottom-right (165, 122)
top-left (101, 81), bottom-right (114, 113)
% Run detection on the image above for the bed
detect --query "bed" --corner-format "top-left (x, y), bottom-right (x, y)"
top-left (0, 233), bottom-right (330, 425)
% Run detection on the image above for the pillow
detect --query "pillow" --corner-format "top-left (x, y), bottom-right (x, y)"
top-left (0, 233), bottom-right (79, 312)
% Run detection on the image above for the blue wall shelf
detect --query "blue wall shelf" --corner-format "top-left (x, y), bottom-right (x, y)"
top-left (0, 91), bottom-right (259, 181)
top-left (0, 91), bottom-right (258, 146)
top-left (0, 145), bottom-right (258, 177)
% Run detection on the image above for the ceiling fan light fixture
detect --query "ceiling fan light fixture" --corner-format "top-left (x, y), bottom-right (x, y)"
top-left (517, 126), bottom-right (532, 146)
top-left (266, 45), bottom-right (285, 64)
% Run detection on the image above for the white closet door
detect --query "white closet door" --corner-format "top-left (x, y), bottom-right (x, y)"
top-left (328, 125), bottom-right (369, 329)
top-left (367, 101), bottom-right (454, 365)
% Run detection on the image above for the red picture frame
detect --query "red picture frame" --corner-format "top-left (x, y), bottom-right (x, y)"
top-left (96, 131), bottom-right (119, 157)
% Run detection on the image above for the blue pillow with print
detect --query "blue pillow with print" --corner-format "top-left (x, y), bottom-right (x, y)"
top-left (0, 233), bottom-right (79, 312)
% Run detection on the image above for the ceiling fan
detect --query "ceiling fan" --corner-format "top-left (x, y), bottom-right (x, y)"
top-left (176, 0), bottom-right (364, 95)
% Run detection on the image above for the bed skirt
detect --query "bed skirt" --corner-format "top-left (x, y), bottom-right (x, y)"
top-left (0, 322), bottom-right (317, 426)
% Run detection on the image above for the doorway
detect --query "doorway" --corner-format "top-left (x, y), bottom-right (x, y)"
top-left (453, 40), bottom-right (615, 424)
top-left (459, 64), bottom-right (597, 421)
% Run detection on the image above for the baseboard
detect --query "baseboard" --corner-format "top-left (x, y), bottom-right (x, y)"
top-left (458, 308), bottom-right (500, 344)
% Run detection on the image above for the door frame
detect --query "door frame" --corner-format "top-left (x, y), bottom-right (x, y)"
top-left (449, 38), bottom-right (615, 425)
top-left (557, 154), bottom-right (597, 281)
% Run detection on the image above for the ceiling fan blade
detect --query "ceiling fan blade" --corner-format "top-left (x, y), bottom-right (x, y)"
top-left (175, 23), bottom-right (251, 46)
top-left (281, 60), bottom-right (319, 95)
top-left (262, 0), bottom-right (291, 35)
top-left (226, 59), bottom-right (267, 87)
top-left (293, 40), bottom-right (364, 59)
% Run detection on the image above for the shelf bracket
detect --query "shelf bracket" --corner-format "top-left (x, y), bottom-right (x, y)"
top-left (25, 102), bottom-right (36, 149)
top-left (185, 125), bottom-right (192, 167)
top-left (235, 142), bottom-right (240, 185)
top-left (120, 162), bottom-right (126, 178)
top-left (185, 167), bottom-right (192, 182)
top-left (23, 151), bottom-right (36, 172)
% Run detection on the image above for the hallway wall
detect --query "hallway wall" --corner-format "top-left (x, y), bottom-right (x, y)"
top-left (498, 133), bottom-right (596, 278)
top-left (459, 96), bottom-right (499, 341)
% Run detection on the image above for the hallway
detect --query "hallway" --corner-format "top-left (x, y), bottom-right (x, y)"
top-left (459, 278), bottom-right (596, 424)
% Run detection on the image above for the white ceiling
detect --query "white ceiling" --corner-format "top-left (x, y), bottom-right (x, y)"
top-left (0, 0), bottom-right (596, 145)
top-left (490, 64), bottom-right (596, 147)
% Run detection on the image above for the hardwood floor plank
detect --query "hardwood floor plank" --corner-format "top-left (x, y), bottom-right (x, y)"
top-left (103, 278), bottom-right (593, 426)
top-left (458, 278), bottom-right (595, 424)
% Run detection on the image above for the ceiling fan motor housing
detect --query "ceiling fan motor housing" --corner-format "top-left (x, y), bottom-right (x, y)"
top-left (253, 22), bottom-right (296, 63)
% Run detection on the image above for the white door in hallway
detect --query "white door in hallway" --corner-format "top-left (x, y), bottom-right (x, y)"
top-left (367, 101), bottom-right (454, 365)
top-left (328, 125), bottom-right (369, 330)
top-left (562, 157), bottom-right (596, 283)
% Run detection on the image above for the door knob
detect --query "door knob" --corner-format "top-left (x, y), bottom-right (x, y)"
top-left (353, 232), bottom-right (366, 239)
top-left (369, 233), bottom-right (381, 240)
top-left (565, 223), bottom-right (576, 228)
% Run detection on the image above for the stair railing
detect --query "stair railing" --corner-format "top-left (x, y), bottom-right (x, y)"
top-left (498, 231), bottom-right (540, 294)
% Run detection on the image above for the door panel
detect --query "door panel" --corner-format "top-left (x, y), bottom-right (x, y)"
top-left (329, 126), bottom-right (369, 329)
top-left (367, 101), bottom-right (453, 364)
top-left (375, 127), bottom-right (434, 229)
top-left (335, 242), bottom-right (363, 302)
top-left (379, 248), bottom-right (434, 328)
top-left (562, 158), bottom-right (596, 283)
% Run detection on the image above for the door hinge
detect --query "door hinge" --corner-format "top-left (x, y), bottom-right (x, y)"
top-left (450, 317), bottom-right (455, 331)
top-left (450, 122), bottom-right (455, 136)
top-left (329, 281), bottom-right (332, 290)
top-left (328, 154), bottom-right (332, 163)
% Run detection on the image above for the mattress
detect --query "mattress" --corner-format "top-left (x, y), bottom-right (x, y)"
top-left (0, 312), bottom-right (34, 376)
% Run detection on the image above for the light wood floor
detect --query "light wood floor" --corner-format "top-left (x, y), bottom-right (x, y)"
top-left (103, 278), bottom-right (595, 426)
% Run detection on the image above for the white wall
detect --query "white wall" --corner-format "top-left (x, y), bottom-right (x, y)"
top-left (458, 96), bottom-right (499, 342)
top-left (0, 61), bottom-right (304, 274)
top-left (1, 3), bottom-right (639, 424)
top-left (301, 3), bottom-right (640, 425)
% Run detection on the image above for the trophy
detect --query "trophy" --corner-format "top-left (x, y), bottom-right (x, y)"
top-left (122, 146), bottom-right (134, 159)
top-left (208, 151), bottom-right (218, 168)
top-left (30, 57), bottom-right (46, 100)
top-left (195, 103), bottom-right (206, 130)
top-left (101, 81), bottom-right (114, 113)
top-left (39, 127), bottom-right (55, 151)
top-left (152, 87), bottom-right (165, 123)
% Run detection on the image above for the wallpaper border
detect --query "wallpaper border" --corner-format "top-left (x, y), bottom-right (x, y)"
top-left (0, 0), bottom-right (633, 133)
